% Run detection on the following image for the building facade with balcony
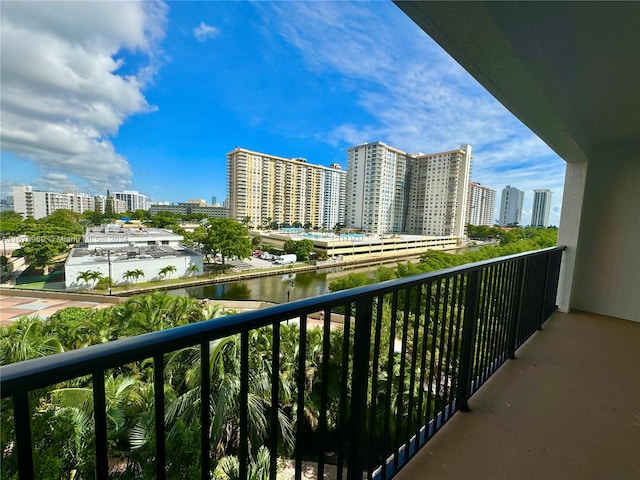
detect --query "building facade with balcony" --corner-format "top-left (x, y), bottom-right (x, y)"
top-left (346, 142), bottom-right (411, 235)
top-left (405, 145), bottom-right (472, 237)
top-left (227, 147), bottom-right (346, 229)
top-left (466, 181), bottom-right (496, 226)
top-left (12, 185), bottom-right (97, 219)
top-left (112, 190), bottom-right (149, 212)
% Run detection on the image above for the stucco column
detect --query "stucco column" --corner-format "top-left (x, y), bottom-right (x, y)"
top-left (556, 160), bottom-right (588, 313)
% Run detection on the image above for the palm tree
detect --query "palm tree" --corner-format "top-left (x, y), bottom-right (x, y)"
top-left (76, 270), bottom-right (102, 290)
top-left (158, 265), bottom-right (177, 280)
top-left (186, 264), bottom-right (199, 277)
top-left (123, 269), bottom-right (144, 284)
top-left (0, 316), bottom-right (64, 364)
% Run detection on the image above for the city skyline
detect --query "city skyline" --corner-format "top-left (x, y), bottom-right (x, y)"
top-left (0, 1), bottom-right (565, 226)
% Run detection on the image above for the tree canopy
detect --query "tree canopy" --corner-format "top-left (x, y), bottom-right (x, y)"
top-left (195, 218), bottom-right (252, 268)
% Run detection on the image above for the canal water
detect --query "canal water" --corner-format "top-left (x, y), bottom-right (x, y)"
top-left (168, 264), bottom-right (380, 304)
top-left (168, 244), bottom-right (494, 304)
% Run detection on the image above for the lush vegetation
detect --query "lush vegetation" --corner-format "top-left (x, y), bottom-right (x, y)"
top-left (329, 227), bottom-right (557, 292)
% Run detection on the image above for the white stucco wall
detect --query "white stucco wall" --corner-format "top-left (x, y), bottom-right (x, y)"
top-left (66, 253), bottom-right (203, 289)
top-left (569, 142), bottom-right (640, 321)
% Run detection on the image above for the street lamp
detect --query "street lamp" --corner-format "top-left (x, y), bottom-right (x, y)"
top-left (107, 250), bottom-right (112, 296)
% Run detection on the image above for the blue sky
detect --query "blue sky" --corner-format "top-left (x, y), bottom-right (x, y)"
top-left (1, 1), bottom-right (565, 225)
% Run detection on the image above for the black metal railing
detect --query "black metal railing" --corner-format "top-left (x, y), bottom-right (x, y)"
top-left (1, 247), bottom-right (564, 480)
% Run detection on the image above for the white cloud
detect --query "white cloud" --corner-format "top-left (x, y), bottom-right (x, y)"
top-left (0, 1), bottom-right (168, 192)
top-left (194, 22), bottom-right (219, 42)
top-left (263, 2), bottom-right (566, 226)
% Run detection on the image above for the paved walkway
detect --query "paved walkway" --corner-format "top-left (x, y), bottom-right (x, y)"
top-left (0, 293), bottom-right (114, 325)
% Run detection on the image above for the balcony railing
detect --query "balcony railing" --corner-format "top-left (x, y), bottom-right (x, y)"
top-left (1, 247), bottom-right (563, 480)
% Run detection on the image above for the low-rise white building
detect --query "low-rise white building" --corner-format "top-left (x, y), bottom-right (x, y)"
top-left (65, 226), bottom-right (203, 290)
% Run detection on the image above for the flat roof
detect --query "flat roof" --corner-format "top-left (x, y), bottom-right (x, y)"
top-left (67, 244), bottom-right (198, 267)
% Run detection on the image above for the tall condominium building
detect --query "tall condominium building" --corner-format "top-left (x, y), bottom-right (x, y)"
top-left (405, 145), bottom-right (472, 238)
top-left (95, 195), bottom-right (127, 215)
top-left (531, 189), bottom-right (553, 227)
top-left (12, 185), bottom-right (97, 219)
top-left (466, 181), bottom-right (497, 226)
top-left (499, 185), bottom-right (524, 226)
top-left (345, 142), bottom-right (411, 235)
top-left (112, 190), bottom-right (149, 212)
top-left (227, 147), bottom-right (346, 229)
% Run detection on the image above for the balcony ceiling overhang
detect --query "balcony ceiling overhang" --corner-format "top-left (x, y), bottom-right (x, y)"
top-left (394, 1), bottom-right (640, 163)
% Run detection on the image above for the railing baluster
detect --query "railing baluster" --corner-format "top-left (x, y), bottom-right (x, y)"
top-left (295, 314), bottom-right (308, 480)
top-left (240, 331), bottom-right (249, 480)
top-left (337, 305), bottom-right (352, 480)
top-left (434, 278), bottom-right (450, 423)
top-left (382, 291), bottom-right (398, 479)
top-left (154, 354), bottom-right (166, 480)
top-left (393, 287), bottom-right (411, 465)
top-left (405, 284), bottom-right (422, 456)
top-left (318, 308), bottom-right (332, 479)
top-left (368, 296), bottom-right (384, 478)
top-left (13, 390), bottom-right (34, 480)
top-left (269, 322), bottom-right (280, 480)
top-left (201, 341), bottom-right (211, 480)
top-left (449, 274), bottom-right (465, 409)
top-left (456, 269), bottom-right (480, 412)
top-left (425, 280), bottom-right (441, 433)
top-left (92, 370), bottom-right (109, 480)
top-left (347, 296), bottom-right (373, 480)
top-left (415, 282), bottom-right (432, 441)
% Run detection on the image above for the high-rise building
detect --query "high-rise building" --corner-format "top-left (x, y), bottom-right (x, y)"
top-left (12, 185), bottom-right (97, 219)
top-left (112, 190), bottom-right (149, 212)
top-left (227, 147), bottom-right (346, 229)
top-left (531, 189), bottom-right (553, 227)
top-left (95, 195), bottom-right (127, 215)
top-left (466, 182), bottom-right (497, 226)
top-left (345, 142), bottom-right (411, 234)
top-left (405, 145), bottom-right (472, 238)
top-left (499, 185), bottom-right (524, 226)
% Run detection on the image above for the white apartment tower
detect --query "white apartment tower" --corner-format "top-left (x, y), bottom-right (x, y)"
top-left (345, 142), bottom-right (410, 235)
top-left (405, 145), bottom-right (472, 238)
top-left (466, 182), bottom-right (497, 226)
top-left (12, 186), bottom-right (96, 219)
top-left (531, 189), bottom-right (553, 227)
top-left (499, 185), bottom-right (524, 226)
top-left (112, 190), bottom-right (149, 212)
top-left (323, 164), bottom-right (347, 229)
top-left (227, 148), bottom-right (346, 229)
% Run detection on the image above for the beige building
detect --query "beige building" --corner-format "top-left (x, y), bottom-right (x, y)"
top-left (227, 147), bottom-right (346, 229)
top-left (406, 145), bottom-right (472, 238)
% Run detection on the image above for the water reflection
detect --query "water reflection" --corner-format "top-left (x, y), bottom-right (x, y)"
top-left (169, 266), bottom-right (375, 304)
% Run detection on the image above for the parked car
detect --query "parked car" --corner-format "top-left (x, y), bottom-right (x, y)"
top-left (260, 252), bottom-right (273, 260)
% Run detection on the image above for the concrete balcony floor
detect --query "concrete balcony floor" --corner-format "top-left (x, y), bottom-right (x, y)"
top-left (395, 311), bottom-right (640, 480)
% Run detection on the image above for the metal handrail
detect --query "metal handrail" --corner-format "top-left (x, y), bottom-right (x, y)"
top-left (0, 246), bottom-right (563, 397)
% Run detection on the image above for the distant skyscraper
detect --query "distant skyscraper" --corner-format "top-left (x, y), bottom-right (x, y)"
top-left (531, 189), bottom-right (553, 227)
top-left (499, 185), bottom-right (524, 226)
top-left (466, 182), bottom-right (496, 226)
